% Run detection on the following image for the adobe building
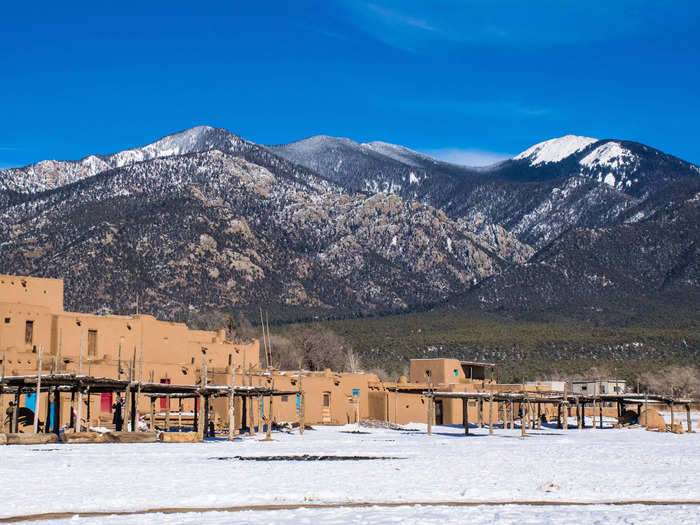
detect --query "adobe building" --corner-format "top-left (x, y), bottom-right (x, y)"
top-left (2, 274), bottom-right (559, 436)
top-left (0, 274), bottom-right (259, 432)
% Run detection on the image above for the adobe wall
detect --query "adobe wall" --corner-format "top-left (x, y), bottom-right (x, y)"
top-left (0, 274), bottom-right (63, 313)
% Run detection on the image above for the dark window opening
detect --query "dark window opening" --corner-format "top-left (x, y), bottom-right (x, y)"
top-left (281, 396), bottom-right (288, 402)
top-left (228, 354), bottom-right (232, 366)
top-left (323, 393), bottom-right (330, 407)
top-left (191, 357), bottom-right (195, 364)
top-left (3, 317), bottom-right (10, 324)
top-left (25, 321), bottom-right (34, 344)
top-left (88, 330), bottom-right (98, 357)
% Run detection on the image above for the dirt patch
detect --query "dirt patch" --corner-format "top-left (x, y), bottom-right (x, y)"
top-left (208, 454), bottom-right (403, 461)
top-left (2, 500), bottom-right (699, 523)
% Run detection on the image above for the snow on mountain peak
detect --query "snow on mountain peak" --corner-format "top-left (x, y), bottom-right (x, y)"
top-left (361, 141), bottom-right (433, 167)
top-left (514, 135), bottom-right (598, 166)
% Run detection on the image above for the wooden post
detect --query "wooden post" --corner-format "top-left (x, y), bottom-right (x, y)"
top-left (592, 398), bottom-right (597, 430)
top-left (228, 367), bottom-right (235, 441)
top-left (520, 409), bottom-right (526, 437)
top-left (536, 402), bottom-right (541, 429)
top-left (510, 400), bottom-right (515, 430)
top-left (86, 387), bottom-right (91, 430)
top-left (0, 351), bottom-right (5, 432)
top-left (76, 339), bottom-right (83, 432)
top-left (670, 402), bottom-right (674, 427)
top-left (33, 344), bottom-right (43, 433)
top-left (462, 398), bottom-right (468, 435)
top-left (247, 369), bottom-right (254, 436)
top-left (52, 389), bottom-right (61, 434)
top-left (204, 395), bottom-right (210, 437)
top-left (599, 401), bottom-right (603, 429)
top-left (488, 392), bottom-right (494, 436)
top-left (265, 393), bottom-right (273, 441)
top-left (686, 404), bottom-right (692, 432)
top-left (164, 395), bottom-right (171, 431)
top-left (178, 398), bottom-right (183, 432)
top-left (557, 403), bottom-right (562, 429)
top-left (135, 352), bottom-right (143, 430)
top-left (478, 398), bottom-right (483, 428)
top-left (124, 384), bottom-right (131, 431)
top-left (150, 397), bottom-right (156, 431)
top-left (427, 395), bottom-right (432, 436)
top-left (193, 396), bottom-right (198, 433)
top-left (13, 391), bottom-right (20, 433)
top-left (130, 388), bottom-right (136, 431)
top-left (576, 398), bottom-right (582, 429)
top-left (563, 403), bottom-right (569, 430)
top-left (644, 393), bottom-right (649, 427)
top-left (298, 373), bottom-right (305, 435)
top-left (198, 359), bottom-right (206, 439)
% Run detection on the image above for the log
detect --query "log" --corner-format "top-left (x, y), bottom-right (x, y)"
top-left (6, 433), bottom-right (58, 445)
top-left (478, 398), bottom-right (483, 428)
top-left (103, 431), bottom-right (158, 443)
top-left (62, 432), bottom-right (105, 444)
top-left (160, 432), bottom-right (202, 443)
top-left (687, 404), bottom-right (693, 433)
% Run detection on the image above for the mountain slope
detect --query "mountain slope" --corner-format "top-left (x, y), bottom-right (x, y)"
top-left (0, 148), bottom-right (512, 320)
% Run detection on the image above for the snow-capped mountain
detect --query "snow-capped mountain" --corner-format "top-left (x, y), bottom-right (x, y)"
top-left (513, 135), bottom-right (598, 165)
top-left (1, 127), bottom-right (698, 319)
top-left (0, 126), bottom-right (250, 194)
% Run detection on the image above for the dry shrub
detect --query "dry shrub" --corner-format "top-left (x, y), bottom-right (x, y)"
top-left (639, 366), bottom-right (700, 397)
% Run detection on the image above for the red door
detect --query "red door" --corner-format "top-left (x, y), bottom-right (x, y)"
top-left (101, 393), bottom-right (113, 413)
top-left (160, 378), bottom-right (171, 409)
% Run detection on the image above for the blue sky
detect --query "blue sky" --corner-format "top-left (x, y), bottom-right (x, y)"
top-left (1, 1), bottom-right (699, 168)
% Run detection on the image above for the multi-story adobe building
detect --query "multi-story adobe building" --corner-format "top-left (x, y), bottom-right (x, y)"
top-left (2, 274), bottom-right (554, 434)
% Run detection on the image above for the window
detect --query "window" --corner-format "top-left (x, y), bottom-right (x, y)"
top-left (454, 369), bottom-right (459, 377)
top-left (3, 318), bottom-right (9, 324)
top-left (228, 354), bottom-right (232, 366)
top-left (581, 385), bottom-right (588, 391)
top-left (88, 330), bottom-right (98, 357)
top-left (25, 321), bottom-right (34, 344)
top-left (281, 396), bottom-right (288, 402)
top-left (352, 389), bottom-right (360, 397)
top-left (323, 393), bottom-right (330, 407)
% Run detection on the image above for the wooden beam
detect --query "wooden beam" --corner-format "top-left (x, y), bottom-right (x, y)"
top-left (164, 395), bottom-right (171, 431)
top-left (33, 344), bottom-right (43, 433)
top-left (488, 391), bottom-right (494, 436)
top-left (462, 398), bottom-right (468, 435)
top-left (150, 397), bottom-right (156, 431)
top-left (13, 391), bottom-right (20, 433)
top-left (427, 395), bottom-right (432, 436)
top-left (477, 398), bottom-right (483, 428)
top-left (298, 373), bottom-right (304, 435)
top-left (228, 367), bottom-right (235, 441)
top-left (687, 404), bottom-right (693, 433)
top-left (76, 339), bottom-right (83, 432)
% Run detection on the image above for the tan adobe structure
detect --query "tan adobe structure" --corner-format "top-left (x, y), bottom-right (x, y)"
top-left (5, 274), bottom-right (691, 441)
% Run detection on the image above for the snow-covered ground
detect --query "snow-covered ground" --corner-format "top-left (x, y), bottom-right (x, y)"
top-left (2, 419), bottom-right (699, 523)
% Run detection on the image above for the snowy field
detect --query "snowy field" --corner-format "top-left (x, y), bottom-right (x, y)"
top-left (1, 418), bottom-right (699, 524)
